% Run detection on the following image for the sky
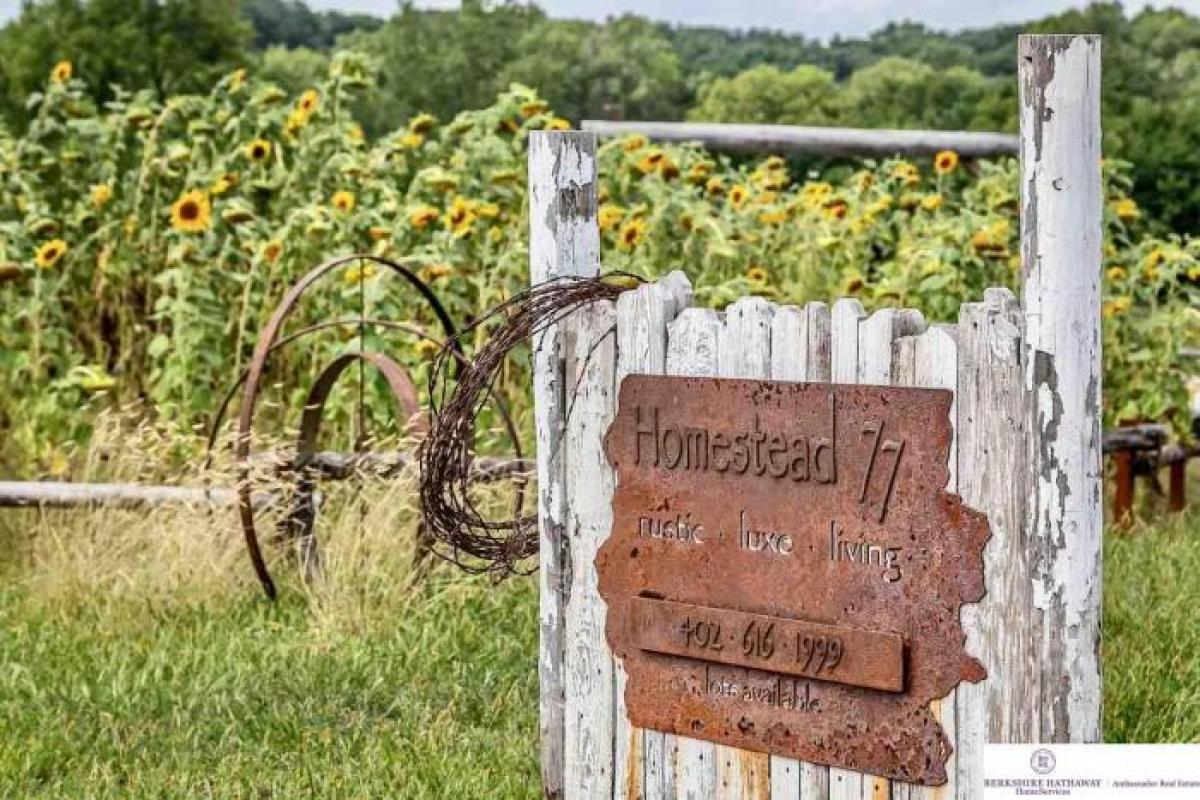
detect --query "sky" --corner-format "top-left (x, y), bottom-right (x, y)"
top-left (2, 0), bottom-right (1200, 37)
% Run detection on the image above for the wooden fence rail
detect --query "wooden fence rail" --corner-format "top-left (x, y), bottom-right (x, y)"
top-left (579, 120), bottom-right (1018, 159)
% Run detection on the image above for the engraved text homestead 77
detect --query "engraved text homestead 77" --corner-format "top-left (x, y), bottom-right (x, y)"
top-left (597, 375), bottom-right (991, 786)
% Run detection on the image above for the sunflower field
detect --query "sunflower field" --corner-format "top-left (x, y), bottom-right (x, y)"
top-left (1, 53), bottom-right (1198, 475)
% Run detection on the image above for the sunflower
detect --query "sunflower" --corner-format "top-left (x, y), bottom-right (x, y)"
top-left (758, 209), bottom-right (787, 225)
top-left (546, 117), bottom-right (571, 131)
top-left (824, 199), bottom-right (849, 219)
top-left (90, 183), bottom-right (112, 208)
top-left (343, 262), bottom-right (377, 285)
top-left (921, 194), bottom-right (943, 211)
top-left (415, 339), bottom-right (441, 360)
top-left (934, 150), bottom-right (959, 175)
top-left (297, 88), bottom-right (320, 115)
top-left (892, 161), bottom-right (920, 187)
top-left (841, 271), bottom-right (866, 295)
top-left (1188, 265), bottom-right (1200, 281)
top-left (425, 263), bottom-right (453, 280)
top-left (170, 190), bottom-right (211, 233)
top-left (211, 173), bottom-right (238, 196)
top-left (617, 217), bottom-right (647, 251)
top-left (728, 185), bottom-right (750, 209)
top-left (285, 109), bottom-right (309, 136)
top-left (261, 240), bottom-right (283, 263)
top-left (399, 132), bottom-right (424, 150)
top-left (705, 176), bottom-right (726, 196)
top-left (35, 239), bottom-right (69, 269)
top-left (331, 190), bottom-right (356, 213)
top-left (408, 206), bottom-right (440, 228)
top-left (635, 149), bottom-right (666, 175)
top-left (445, 196), bottom-right (477, 236)
top-left (409, 113), bottom-right (437, 134)
top-left (368, 226), bottom-right (392, 241)
top-left (51, 61), bottom-right (72, 84)
top-left (746, 265), bottom-right (768, 283)
top-left (621, 134), bottom-right (648, 152)
top-left (245, 138), bottom-right (272, 164)
top-left (1103, 297), bottom-right (1132, 318)
top-left (686, 162), bottom-right (713, 184)
top-left (348, 124), bottom-right (365, 143)
top-left (659, 158), bottom-right (680, 180)
top-left (519, 99), bottom-right (549, 118)
top-left (598, 204), bottom-right (625, 233)
top-left (474, 202), bottom-right (501, 220)
top-left (1111, 197), bottom-right (1139, 221)
top-left (1106, 266), bottom-right (1127, 282)
top-left (229, 68), bottom-right (246, 91)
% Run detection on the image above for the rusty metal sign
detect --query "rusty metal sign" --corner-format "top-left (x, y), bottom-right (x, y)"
top-left (597, 376), bottom-right (990, 785)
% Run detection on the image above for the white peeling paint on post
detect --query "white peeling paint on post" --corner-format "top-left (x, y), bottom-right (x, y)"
top-left (666, 307), bottom-right (723, 800)
top-left (615, 274), bottom-right (693, 800)
top-left (954, 288), bottom-right (1032, 799)
top-left (713, 296), bottom-right (774, 800)
top-left (892, 324), bottom-right (959, 800)
top-left (530, 130), bottom-right (601, 800)
top-left (1018, 34), bottom-right (1104, 744)
top-left (563, 301), bottom-right (618, 800)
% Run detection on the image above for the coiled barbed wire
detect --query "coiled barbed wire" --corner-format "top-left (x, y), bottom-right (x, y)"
top-left (418, 273), bottom-right (641, 577)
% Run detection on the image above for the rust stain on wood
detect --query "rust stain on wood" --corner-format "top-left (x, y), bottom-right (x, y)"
top-left (597, 376), bottom-right (991, 786)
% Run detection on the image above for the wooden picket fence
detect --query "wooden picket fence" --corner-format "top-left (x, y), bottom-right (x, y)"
top-left (531, 34), bottom-right (1103, 800)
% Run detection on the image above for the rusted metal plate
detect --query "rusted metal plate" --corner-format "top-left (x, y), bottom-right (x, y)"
top-left (629, 597), bottom-right (904, 692)
top-left (597, 376), bottom-right (991, 786)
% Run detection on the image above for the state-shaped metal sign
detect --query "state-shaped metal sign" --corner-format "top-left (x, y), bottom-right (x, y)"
top-left (598, 375), bottom-right (990, 785)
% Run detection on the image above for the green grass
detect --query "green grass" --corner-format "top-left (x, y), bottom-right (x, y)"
top-left (0, 569), bottom-right (541, 798)
top-left (0, 502), bottom-right (1197, 796)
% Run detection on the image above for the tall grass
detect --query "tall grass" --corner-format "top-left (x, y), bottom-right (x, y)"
top-left (0, 427), bottom-right (1196, 796)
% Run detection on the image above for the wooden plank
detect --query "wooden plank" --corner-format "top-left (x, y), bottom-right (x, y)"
top-left (665, 307), bottom-right (723, 800)
top-left (828, 298), bottom-right (867, 800)
top-left (954, 288), bottom-right (1033, 798)
top-left (799, 302), bottom-right (832, 800)
top-left (1018, 34), bottom-right (1104, 744)
top-left (768, 305), bottom-right (805, 800)
top-left (580, 120), bottom-right (1018, 159)
top-left (831, 305), bottom-right (926, 800)
top-left (563, 300), bottom-right (618, 799)
top-left (892, 324), bottom-right (959, 800)
top-left (615, 275), bottom-right (692, 799)
top-left (529, 130), bottom-right (601, 800)
top-left (0, 480), bottom-right (260, 509)
top-left (714, 296), bottom-right (774, 800)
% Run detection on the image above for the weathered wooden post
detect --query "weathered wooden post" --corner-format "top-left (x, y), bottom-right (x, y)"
top-left (530, 33), bottom-right (1102, 800)
top-left (1018, 34), bottom-right (1104, 744)
top-left (529, 130), bottom-right (602, 799)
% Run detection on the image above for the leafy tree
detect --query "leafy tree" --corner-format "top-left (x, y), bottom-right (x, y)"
top-left (502, 15), bottom-right (687, 122)
top-left (838, 57), bottom-right (1013, 132)
top-left (345, 0), bottom-right (545, 133)
top-left (688, 64), bottom-right (840, 125)
top-left (242, 0), bottom-right (381, 50)
top-left (0, 0), bottom-right (252, 128)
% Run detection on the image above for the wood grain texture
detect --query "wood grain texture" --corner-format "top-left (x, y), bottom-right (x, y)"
top-left (1018, 34), bottom-right (1104, 744)
top-left (563, 301), bottom-right (618, 799)
top-left (529, 130), bottom-right (601, 800)
top-left (615, 274), bottom-right (693, 799)
top-left (955, 289), bottom-right (1031, 798)
top-left (892, 324), bottom-right (959, 800)
top-left (714, 296), bottom-right (774, 800)
top-left (665, 307), bottom-right (723, 800)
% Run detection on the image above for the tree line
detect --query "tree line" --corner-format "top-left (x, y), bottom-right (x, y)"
top-left (3, 1), bottom-right (1200, 230)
